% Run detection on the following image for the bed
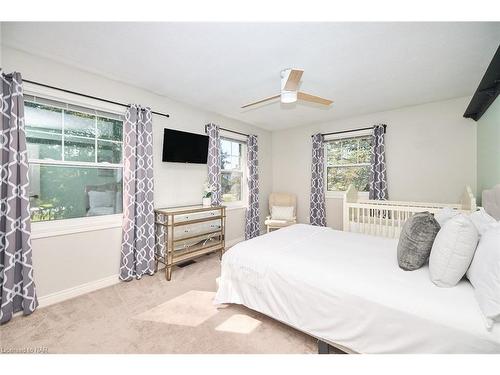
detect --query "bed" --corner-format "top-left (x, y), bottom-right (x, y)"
top-left (214, 186), bottom-right (500, 353)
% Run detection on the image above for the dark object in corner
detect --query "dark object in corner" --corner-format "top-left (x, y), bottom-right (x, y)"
top-left (464, 45), bottom-right (500, 121)
top-left (317, 339), bottom-right (348, 354)
top-left (318, 340), bottom-right (330, 354)
top-left (176, 260), bottom-right (196, 268)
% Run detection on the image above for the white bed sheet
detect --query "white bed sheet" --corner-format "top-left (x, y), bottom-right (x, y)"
top-left (214, 224), bottom-right (500, 353)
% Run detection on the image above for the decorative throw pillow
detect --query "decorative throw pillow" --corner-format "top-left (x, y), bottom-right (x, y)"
top-left (88, 190), bottom-right (115, 209)
top-left (397, 212), bottom-right (440, 271)
top-left (466, 223), bottom-right (500, 330)
top-left (434, 207), bottom-right (459, 228)
top-left (429, 214), bottom-right (479, 287)
top-left (469, 208), bottom-right (497, 237)
top-left (271, 206), bottom-right (294, 221)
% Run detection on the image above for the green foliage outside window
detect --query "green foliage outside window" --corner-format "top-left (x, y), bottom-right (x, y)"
top-left (25, 100), bottom-right (123, 222)
top-left (326, 135), bottom-right (371, 192)
top-left (220, 138), bottom-right (243, 202)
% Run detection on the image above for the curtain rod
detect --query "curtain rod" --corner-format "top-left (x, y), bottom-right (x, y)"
top-left (219, 127), bottom-right (249, 138)
top-left (205, 124), bottom-right (249, 138)
top-left (23, 79), bottom-right (170, 118)
top-left (313, 124), bottom-right (387, 137)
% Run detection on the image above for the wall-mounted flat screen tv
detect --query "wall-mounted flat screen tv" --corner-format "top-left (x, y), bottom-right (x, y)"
top-left (162, 128), bottom-right (209, 164)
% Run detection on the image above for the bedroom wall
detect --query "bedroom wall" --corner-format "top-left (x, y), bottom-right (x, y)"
top-left (1, 46), bottom-right (272, 300)
top-left (272, 97), bottom-right (477, 229)
top-left (477, 96), bottom-right (500, 202)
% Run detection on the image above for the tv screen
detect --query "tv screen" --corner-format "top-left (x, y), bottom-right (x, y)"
top-left (162, 128), bottom-right (209, 164)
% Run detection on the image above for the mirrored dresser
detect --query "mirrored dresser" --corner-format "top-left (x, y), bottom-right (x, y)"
top-left (154, 205), bottom-right (226, 281)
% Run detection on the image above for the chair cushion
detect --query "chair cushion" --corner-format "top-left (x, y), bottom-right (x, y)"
top-left (397, 212), bottom-right (440, 271)
top-left (265, 219), bottom-right (295, 227)
top-left (271, 206), bottom-right (295, 220)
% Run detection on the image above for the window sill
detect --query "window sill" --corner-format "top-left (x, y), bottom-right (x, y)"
top-left (31, 214), bottom-right (123, 240)
top-left (326, 191), bottom-right (369, 199)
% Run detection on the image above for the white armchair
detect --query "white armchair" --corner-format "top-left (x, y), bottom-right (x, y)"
top-left (264, 192), bottom-right (297, 233)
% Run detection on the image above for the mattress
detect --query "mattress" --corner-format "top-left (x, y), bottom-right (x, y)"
top-left (214, 224), bottom-right (500, 353)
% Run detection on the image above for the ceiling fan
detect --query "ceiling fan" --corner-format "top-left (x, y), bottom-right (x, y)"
top-left (241, 68), bottom-right (333, 109)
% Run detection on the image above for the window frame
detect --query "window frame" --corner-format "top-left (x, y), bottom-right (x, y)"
top-left (324, 129), bottom-right (372, 199)
top-left (24, 82), bottom-right (126, 238)
top-left (219, 131), bottom-right (248, 208)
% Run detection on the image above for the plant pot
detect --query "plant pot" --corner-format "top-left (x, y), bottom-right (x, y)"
top-left (202, 197), bottom-right (212, 207)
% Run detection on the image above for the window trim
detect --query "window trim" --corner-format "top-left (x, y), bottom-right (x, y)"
top-left (324, 129), bottom-right (372, 199)
top-left (23, 82), bottom-right (125, 117)
top-left (25, 99), bottom-right (124, 166)
top-left (220, 135), bottom-right (248, 208)
top-left (25, 84), bottom-right (125, 235)
top-left (31, 214), bottom-right (123, 240)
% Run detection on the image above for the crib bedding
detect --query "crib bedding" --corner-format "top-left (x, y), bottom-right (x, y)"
top-left (214, 224), bottom-right (500, 353)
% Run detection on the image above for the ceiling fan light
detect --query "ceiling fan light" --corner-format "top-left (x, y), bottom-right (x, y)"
top-left (281, 91), bottom-right (297, 104)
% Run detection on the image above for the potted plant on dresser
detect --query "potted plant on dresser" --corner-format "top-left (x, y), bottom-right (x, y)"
top-left (202, 182), bottom-right (213, 206)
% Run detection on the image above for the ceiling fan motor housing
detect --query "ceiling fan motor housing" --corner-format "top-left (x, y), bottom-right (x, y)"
top-left (280, 69), bottom-right (298, 103)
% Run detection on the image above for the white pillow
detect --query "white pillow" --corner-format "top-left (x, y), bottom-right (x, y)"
top-left (434, 207), bottom-right (458, 228)
top-left (470, 208), bottom-right (497, 237)
top-left (429, 213), bottom-right (479, 287)
top-left (271, 206), bottom-right (294, 221)
top-left (466, 223), bottom-right (500, 330)
top-left (88, 190), bottom-right (115, 209)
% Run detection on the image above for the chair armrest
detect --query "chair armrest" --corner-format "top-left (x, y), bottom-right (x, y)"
top-left (266, 215), bottom-right (272, 220)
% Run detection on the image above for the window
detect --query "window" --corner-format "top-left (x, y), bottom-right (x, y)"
top-left (325, 134), bottom-right (371, 193)
top-left (25, 95), bottom-right (123, 222)
top-left (220, 137), bottom-right (246, 204)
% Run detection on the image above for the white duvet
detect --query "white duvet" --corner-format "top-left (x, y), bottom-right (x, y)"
top-left (214, 224), bottom-right (500, 353)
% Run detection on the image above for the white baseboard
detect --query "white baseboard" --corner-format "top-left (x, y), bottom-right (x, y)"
top-left (36, 238), bottom-right (245, 309)
top-left (37, 274), bottom-right (120, 308)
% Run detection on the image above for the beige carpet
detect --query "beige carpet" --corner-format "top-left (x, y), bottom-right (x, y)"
top-left (0, 253), bottom-right (319, 354)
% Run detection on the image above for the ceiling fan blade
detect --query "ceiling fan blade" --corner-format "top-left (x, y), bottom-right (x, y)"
top-left (284, 69), bottom-right (304, 91)
top-left (241, 94), bottom-right (281, 108)
top-left (297, 91), bottom-right (333, 106)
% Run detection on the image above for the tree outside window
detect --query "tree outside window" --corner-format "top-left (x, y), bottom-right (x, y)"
top-left (25, 98), bottom-right (123, 222)
top-left (220, 138), bottom-right (244, 203)
top-left (325, 135), bottom-right (371, 192)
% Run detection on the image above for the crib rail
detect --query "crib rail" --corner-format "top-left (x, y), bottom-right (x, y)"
top-left (342, 185), bottom-right (476, 239)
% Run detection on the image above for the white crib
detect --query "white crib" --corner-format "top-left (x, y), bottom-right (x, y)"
top-left (342, 185), bottom-right (476, 239)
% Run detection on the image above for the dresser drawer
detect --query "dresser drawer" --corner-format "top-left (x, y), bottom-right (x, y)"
top-left (154, 205), bottom-right (225, 281)
top-left (174, 209), bottom-right (220, 223)
top-left (174, 220), bottom-right (221, 239)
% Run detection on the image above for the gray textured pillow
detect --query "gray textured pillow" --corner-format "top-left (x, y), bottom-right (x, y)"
top-left (397, 212), bottom-right (440, 271)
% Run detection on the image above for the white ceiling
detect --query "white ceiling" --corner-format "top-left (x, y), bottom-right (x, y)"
top-left (3, 22), bottom-right (500, 131)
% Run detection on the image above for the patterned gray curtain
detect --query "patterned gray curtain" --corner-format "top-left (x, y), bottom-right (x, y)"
top-left (0, 71), bottom-right (38, 324)
top-left (206, 123), bottom-right (222, 206)
top-left (119, 105), bottom-right (155, 281)
top-left (309, 133), bottom-right (327, 226)
top-left (369, 124), bottom-right (388, 200)
top-left (245, 135), bottom-right (260, 239)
